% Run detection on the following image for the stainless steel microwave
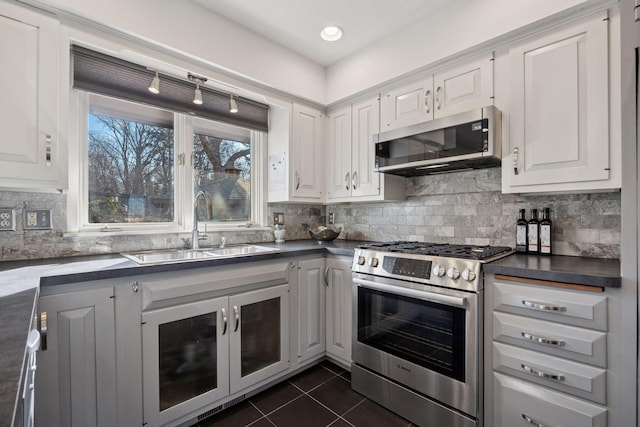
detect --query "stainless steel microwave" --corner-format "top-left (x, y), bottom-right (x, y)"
top-left (374, 106), bottom-right (501, 176)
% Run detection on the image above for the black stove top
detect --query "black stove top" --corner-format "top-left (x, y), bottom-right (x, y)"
top-left (357, 241), bottom-right (513, 260)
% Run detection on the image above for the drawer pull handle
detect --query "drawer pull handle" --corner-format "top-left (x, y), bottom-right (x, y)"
top-left (522, 300), bottom-right (566, 312)
top-left (522, 413), bottom-right (549, 427)
top-left (521, 363), bottom-right (565, 381)
top-left (521, 332), bottom-right (565, 347)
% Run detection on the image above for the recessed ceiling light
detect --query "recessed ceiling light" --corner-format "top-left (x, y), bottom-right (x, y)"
top-left (321, 26), bottom-right (343, 42)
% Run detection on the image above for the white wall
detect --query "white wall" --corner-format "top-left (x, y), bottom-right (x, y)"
top-left (23, 0), bottom-right (327, 104)
top-left (325, 0), bottom-right (607, 103)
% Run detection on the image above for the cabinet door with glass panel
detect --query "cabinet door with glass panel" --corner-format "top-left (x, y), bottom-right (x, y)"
top-left (141, 284), bottom-right (289, 426)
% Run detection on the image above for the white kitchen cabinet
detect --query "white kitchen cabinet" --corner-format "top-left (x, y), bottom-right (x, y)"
top-left (267, 103), bottom-right (324, 202)
top-left (325, 256), bottom-right (352, 366)
top-left (326, 97), bottom-right (405, 202)
top-left (484, 272), bottom-right (635, 427)
top-left (140, 268), bottom-right (290, 426)
top-left (297, 258), bottom-right (326, 364)
top-left (380, 76), bottom-right (434, 131)
top-left (0, 2), bottom-right (66, 190)
top-left (493, 372), bottom-right (607, 427)
top-left (380, 55), bottom-right (493, 131)
top-left (503, 12), bottom-right (619, 193)
top-left (35, 287), bottom-right (116, 427)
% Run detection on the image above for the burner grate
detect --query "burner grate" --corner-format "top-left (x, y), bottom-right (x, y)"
top-left (358, 241), bottom-right (512, 260)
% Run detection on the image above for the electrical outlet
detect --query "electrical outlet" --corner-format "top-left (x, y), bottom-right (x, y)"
top-left (328, 212), bottom-right (334, 225)
top-left (0, 208), bottom-right (15, 231)
top-left (23, 209), bottom-right (52, 230)
top-left (273, 212), bottom-right (284, 226)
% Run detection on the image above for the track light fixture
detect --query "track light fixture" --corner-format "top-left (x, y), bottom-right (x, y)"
top-left (193, 84), bottom-right (203, 105)
top-left (229, 94), bottom-right (238, 113)
top-left (188, 73), bottom-right (207, 105)
top-left (148, 71), bottom-right (160, 94)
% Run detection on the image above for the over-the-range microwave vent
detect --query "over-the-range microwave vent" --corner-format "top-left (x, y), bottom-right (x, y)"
top-left (374, 106), bottom-right (502, 176)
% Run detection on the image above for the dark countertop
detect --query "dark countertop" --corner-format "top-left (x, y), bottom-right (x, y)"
top-left (0, 239), bottom-right (363, 425)
top-left (484, 253), bottom-right (621, 288)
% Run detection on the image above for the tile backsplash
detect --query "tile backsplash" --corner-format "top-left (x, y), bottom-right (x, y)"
top-left (327, 168), bottom-right (620, 259)
top-left (0, 168), bottom-right (621, 261)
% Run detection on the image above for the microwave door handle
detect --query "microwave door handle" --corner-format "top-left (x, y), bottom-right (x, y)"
top-left (353, 278), bottom-right (467, 308)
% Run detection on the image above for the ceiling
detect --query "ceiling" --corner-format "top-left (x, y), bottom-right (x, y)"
top-left (192, 0), bottom-right (451, 67)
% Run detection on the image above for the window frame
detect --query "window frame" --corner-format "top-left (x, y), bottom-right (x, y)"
top-left (65, 90), bottom-right (268, 236)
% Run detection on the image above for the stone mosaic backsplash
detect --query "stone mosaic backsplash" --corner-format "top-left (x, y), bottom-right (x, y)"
top-left (0, 167), bottom-right (621, 261)
top-left (327, 168), bottom-right (620, 259)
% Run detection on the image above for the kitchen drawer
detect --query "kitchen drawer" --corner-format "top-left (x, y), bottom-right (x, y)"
top-left (493, 372), bottom-right (607, 427)
top-left (493, 281), bottom-right (608, 331)
top-left (493, 342), bottom-right (606, 404)
top-left (493, 312), bottom-right (607, 367)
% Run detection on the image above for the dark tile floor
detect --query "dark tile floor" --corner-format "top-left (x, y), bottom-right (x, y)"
top-left (197, 360), bottom-right (414, 427)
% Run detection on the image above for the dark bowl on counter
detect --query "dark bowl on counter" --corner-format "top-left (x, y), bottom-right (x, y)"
top-left (308, 227), bottom-right (342, 242)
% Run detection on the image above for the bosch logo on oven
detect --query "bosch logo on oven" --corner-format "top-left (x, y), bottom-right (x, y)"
top-left (397, 364), bottom-right (412, 373)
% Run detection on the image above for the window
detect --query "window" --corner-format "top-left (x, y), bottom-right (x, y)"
top-left (193, 119), bottom-right (252, 223)
top-left (69, 92), bottom-right (266, 234)
top-left (88, 95), bottom-right (175, 224)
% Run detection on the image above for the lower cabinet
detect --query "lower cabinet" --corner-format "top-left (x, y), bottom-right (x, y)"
top-left (35, 287), bottom-right (116, 427)
top-left (296, 258), bottom-right (326, 365)
top-left (493, 372), bottom-right (607, 427)
top-left (141, 284), bottom-right (290, 426)
top-left (325, 256), bottom-right (352, 365)
top-left (484, 273), bottom-right (636, 427)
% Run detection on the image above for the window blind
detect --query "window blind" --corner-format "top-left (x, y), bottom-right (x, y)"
top-left (72, 45), bottom-right (269, 132)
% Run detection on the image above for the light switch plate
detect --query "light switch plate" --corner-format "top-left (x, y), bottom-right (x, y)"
top-left (0, 208), bottom-right (15, 231)
top-left (23, 209), bottom-right (52, 230)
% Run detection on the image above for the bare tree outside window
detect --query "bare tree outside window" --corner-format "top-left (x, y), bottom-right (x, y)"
top-left (193, 133), bottom-right (251, 222)
top-left (88, 114), bottom-right (174, 223)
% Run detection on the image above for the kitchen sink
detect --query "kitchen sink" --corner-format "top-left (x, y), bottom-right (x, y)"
top-left (122, 245), bottom-right (281, 265)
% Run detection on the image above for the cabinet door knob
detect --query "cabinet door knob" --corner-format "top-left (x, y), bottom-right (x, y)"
top-left (39, 312), bottom-right (48, 351)
top-left (221, 308), bottom-right (228, 335)
top-left (522, 413), bottom-right (549, 427)
top-left (521, 331), bottom-right (565, 347)
top-left (522, 299), bottom-right (566, 312)
top-left (425, 90), bottom-right (431, 114)
top-left (233, 305), bottom-right (240, 332)
top-left (521, 363), bottom-right (565, 381)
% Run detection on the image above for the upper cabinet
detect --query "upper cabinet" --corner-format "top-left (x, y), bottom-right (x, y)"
top-left (268, 102), bottom-right (324, 203)
top-left (0, 2), bottom-right (66, 191)
top-left (503, 12), bottom-right (619, 193)
top-left (380, 55), bottom-right (494, 131)
top-left (326, 96), bottom-right (405, 202)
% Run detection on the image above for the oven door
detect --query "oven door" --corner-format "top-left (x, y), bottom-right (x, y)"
top-left (352, 273), bottom-right (479, 417)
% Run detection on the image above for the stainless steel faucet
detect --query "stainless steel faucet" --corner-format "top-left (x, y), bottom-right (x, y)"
top-left (192, 190), bottom-right (213, 249)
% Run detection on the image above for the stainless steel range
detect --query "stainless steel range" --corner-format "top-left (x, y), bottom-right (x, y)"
top-left (351, 242), bottom-right (513, 427)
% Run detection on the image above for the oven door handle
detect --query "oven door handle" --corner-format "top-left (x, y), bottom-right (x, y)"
top-left (353, 278), bottom-right (467, 308)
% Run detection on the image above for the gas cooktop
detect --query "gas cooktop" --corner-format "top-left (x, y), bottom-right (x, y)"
top-left (357, 241), bottom-right (513, 260)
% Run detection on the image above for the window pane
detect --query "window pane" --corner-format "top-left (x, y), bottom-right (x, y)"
top-left (193, 132), bottom-right (251, 222)
top-left (88, 111), bottom-right (175, 223)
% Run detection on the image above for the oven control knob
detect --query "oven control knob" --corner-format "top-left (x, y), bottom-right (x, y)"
top-left (369, 257), bottom-right (379, 267)
top-left (432, 264), bottom-right (446, 277)
top-left (357, 256), bottom-right (366, 265)
top-left (461, 269), bottom-right (476, 281)
top-left (446, 267), bottom-right (460, 280)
